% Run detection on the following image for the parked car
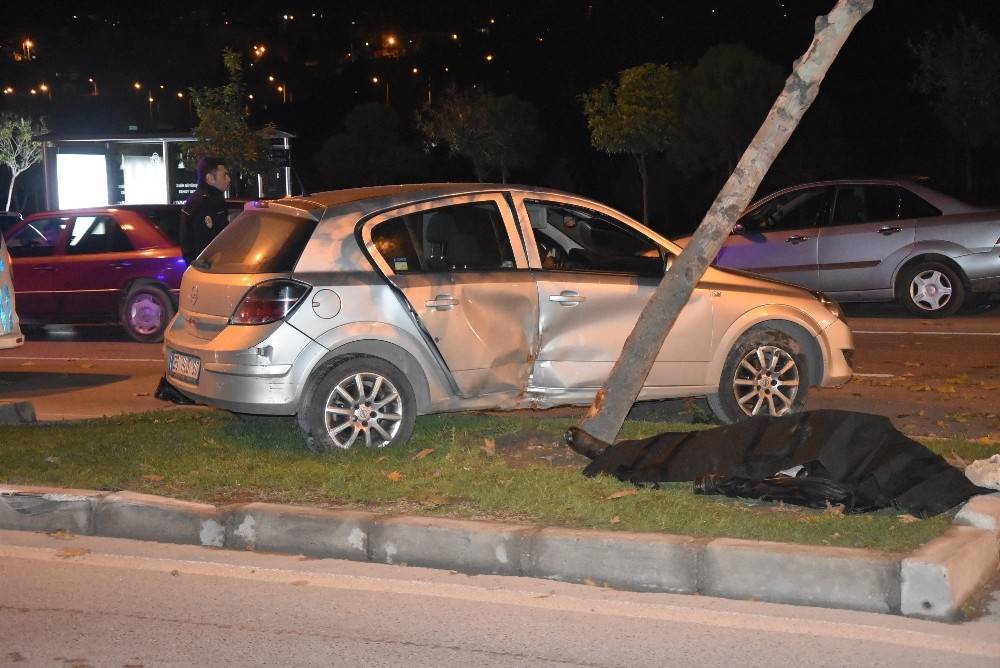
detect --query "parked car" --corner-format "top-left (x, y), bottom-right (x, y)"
top-left (0, 230), bottom-right (24, 349)
top-left (164, 184), bottom-right (854, 451)
top-left (0, 211), bottom-right (23, 239)
top-left (4, 205), bottom-right (200, 342)
top-left (674, 179), bottom-right (1000, 317)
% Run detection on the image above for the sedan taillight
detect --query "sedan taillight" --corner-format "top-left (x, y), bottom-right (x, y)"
top-left (230, 280), bottom-right (309, 325)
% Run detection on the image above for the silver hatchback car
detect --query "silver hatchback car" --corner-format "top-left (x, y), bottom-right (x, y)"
top-left (675, 179), bottom-right (1000, 317)
top-left (164, 184), bottom-right (853, 451)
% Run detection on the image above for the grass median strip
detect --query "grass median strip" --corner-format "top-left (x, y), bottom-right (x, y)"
top-left (2, 410), bottom-right (994, 553)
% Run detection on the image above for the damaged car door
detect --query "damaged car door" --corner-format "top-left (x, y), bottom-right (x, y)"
top-left (365, 195), bottom-right (538, 399)
top-left (514, 197), bottom-right (714, 399)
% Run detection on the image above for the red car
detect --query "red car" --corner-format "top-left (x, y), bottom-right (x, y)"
top-left (5, 204), bottom-right (239, 342)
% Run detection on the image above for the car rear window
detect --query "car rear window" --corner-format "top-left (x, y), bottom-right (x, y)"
top-left (194, 211), bottom-right (317, 274)
top-left (141, 207), bottom-right (183, 243)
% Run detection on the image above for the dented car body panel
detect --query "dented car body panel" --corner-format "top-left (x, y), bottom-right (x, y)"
top-left (164, 183), bottom-right (853, 419)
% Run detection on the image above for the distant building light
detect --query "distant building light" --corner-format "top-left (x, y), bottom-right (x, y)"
top-left (176, 91), bottom-right (184, 98)
top-left (412, 67), bottom-right (419, 74)
top-left (490, 18), bottom-right (496, 24)
top-left (39, 83), bottom-right (49, 91)
top-left (451, 33), bottom-right (459, 40)
top-left (133, 82), bottom-right (142, 90)
top-left (30, 89), bottom-right (37, 95)
top-left (485, 54), bottom-right (494, 62)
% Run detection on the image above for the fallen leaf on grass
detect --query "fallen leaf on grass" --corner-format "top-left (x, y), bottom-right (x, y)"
top-left (908, 384), bottom-right (932, 392)
top-left (46, 529), bottom-right (75, 540)
top-left (142, 474), bottom-right (164, 482)
top-left (897, 514), bottom-right (920, 523)
top-left (605, 489), bottom-right (638, 500)
top-left (386, 470), bottom-right (405, 482)
top-left (170, 569), bottom-right (180, 576)
top-left (824, 502), bottom-right (845, 517)
top-left (610, 515), bottom-right (621, 524)
top-left (44, 456), bottom-right (60, 465)
top-left (412, 448), bottom-right (435, 461)
top-left (432, 469), bottom-right (443, 478)
top-left (943, 451), bottom-right (970, 468)
top-left (481, 437), bottom-right (496, 456)
top-left (56, 547), bottom-right (90, 559)
top-left (936, 385), bottom-right (957, 394)
top-left (422, 494), bottom-right (450, 506)
top-left (376, 456), bottom-right (387, 463)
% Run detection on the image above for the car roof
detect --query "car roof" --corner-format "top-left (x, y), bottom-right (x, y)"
top-left (274, 183), bottom-right (578, 216)
top-left (753, 178), bottom-right (980, 215)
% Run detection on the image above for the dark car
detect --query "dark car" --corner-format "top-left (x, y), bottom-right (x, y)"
top-left (5, 203), bottom-right (242, 342)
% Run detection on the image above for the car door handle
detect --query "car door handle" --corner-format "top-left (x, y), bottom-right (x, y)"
top-left (31, 265), bottom-right (55, 272)
top-left (877, 226), bottom-right (903, 235)
top-left (110, 261), bottom-right (133, 269)
top-left (425, 294), bottom-right (458, 310)
top-left (549, 291), bottom-right (586, 306)
top-left (785, 235), bottom-right (811, 244)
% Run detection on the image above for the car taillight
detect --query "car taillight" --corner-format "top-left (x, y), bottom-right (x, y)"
top-left (230, 280), bottom-right (309, 325)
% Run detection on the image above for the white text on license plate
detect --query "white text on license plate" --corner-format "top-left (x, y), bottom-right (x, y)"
top-left (169, 351), bottom-right (201, 383)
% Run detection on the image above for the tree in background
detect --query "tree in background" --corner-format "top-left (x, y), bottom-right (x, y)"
top-left (911, 16), bottom-right (1000, 196)
top-left (418, 88), bottom-right (539, 183)
top-left (0, 114), bottom-right (45, 211)
top-left (315, 103), bottom-right (426, 187)
top-left (581, 63), bottom-right (678, 225)
top-left (188, 49), bottom-right (274, 192)
top-left (673, 45), bottom-right (785, 187)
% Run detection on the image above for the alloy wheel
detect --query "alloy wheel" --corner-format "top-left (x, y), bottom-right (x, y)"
top-left (128, 293), bottom-right (165, 336)
top-left (909, 269), bottom-right (953, 312)
top-left (323, 372), bottom-right (404, 448)
top-left (732, 345), bottom-right (800, 417)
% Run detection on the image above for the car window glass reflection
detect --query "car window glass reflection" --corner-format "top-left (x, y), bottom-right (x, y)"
top-left (5, 217), bottom-right (67, 257)
top-left (741, 188), bottom-right (831, 233)
top-left (372, 202), bottom-right (516, 273)
top-left (524, 201), bottom-right (663, 277)
top-left (67, 216), bottom-right (133, 255)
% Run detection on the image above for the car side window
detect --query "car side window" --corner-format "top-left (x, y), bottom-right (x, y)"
top-left (897, 188), bottom-right (941, 219)
top-left (832, 185), bottom-right (901, 225)
top-left (67, 216), bottom-right (134, 255)
top-left (524, 201), bottom-right (664, 278)
top-left (371, 201), bottom-right (516, 273)
top-left (740, 188), bottom-right (831, 232)
top-left (6, 217), bottom-right (68, 258)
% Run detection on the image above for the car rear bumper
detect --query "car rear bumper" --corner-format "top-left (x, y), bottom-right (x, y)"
top-left (163, 318), bottom-right (327, 415)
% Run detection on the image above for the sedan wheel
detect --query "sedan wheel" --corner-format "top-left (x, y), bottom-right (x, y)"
top-left (120, 284), bottom-right (174, 343)
top-left (300, 357), bottom-right (416, 452)
top-left (707, 328), bottom-right (810, 424)
top-left (899, 261), bottom-right (964, 317)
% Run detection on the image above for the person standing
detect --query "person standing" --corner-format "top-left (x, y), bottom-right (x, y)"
top-left (179, 157), bottom-right (231, 264)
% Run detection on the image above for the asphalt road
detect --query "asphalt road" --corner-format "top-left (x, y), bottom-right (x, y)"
top-left (1, 304), bottom-right (997, 438)
top-left (1, 530), bottom-right (998, 668)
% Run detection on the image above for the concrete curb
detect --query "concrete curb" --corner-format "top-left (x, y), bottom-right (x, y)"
top-left (0, 402), bottom-right (36, 425)
top-left (1, 483), bottom-right (997, 620)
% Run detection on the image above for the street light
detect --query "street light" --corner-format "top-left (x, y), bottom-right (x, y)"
top-left (88, 77), bottom-right (98, 95)
top-left (22, 39), bottom-right (34, 60)
top-left (39, 82), bottom-right (51, 100)
top-left (371, 76), bottom-right (389, 105)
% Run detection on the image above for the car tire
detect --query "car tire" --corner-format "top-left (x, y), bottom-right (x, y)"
top-left (120, 283), bottom-right (174, 343)
top-left (706, 327), bottom-right (810, 425)
top-left (299, 356), bottom-right (417, 452)
top-left (897, 261), bottom-right (964, 318)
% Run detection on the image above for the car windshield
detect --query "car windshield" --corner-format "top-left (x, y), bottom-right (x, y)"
top-left (194, 210), bottom-right (316, 274)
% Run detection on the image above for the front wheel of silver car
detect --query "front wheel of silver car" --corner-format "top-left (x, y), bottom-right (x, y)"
top-left (707, 328), bottom-right (810, 425)
top-left (300, 357), bottom-right (416, 452)
top-left (898, 261), bottom-right (964, 318)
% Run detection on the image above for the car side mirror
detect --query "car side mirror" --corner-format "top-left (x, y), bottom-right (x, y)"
top-left (732, 222), bottom-right (745, 234)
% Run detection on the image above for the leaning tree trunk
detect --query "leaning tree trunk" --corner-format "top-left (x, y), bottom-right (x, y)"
top-left (5, 173), bottom-right (16, 211)
top-left (578, 0), bottom-right (874, 444)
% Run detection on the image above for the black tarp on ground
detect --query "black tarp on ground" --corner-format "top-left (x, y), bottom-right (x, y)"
top-left (568, 410), bottom-right (991, 516)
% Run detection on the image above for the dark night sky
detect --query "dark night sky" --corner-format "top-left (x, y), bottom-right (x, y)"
top-left (2, 1), bottom-right (999, 228)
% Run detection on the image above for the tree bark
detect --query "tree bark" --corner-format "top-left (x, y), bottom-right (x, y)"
top-left (635, 153), bottom-right (649, 224)
top-left (5, 169), bottom-right (21, 211)
top-left (578, 0), bottom-right (874, 444)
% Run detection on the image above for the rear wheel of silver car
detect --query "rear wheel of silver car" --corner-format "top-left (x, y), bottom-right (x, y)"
top-left (120, 284), bottom-right (174, 343)
top-left (898, 261), bottom-right (964, 318)
top-left (707, 329), bottom-right (809, 424)
top-left (301, 357), bottom-right (416, 452)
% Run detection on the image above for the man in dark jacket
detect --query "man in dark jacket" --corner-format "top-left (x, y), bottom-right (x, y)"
top-left (179, 156), bottom-right (231, 264)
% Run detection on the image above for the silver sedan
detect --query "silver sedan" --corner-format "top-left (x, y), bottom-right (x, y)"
top-left (675, 179), bottom-right (1000, 317)
top-left (164, 184), bottom-right (853, 450)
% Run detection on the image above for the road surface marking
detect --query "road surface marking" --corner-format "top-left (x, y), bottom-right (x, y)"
top-left (1, 543), bottom-right (999, 659)
top-left (0, 356), bottom-right (162, 362)
top-left (853, 330), bottom-right (1000, 336)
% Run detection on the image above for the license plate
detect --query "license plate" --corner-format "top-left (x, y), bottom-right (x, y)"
top-left (168, 350), bottom-right (201, 384)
